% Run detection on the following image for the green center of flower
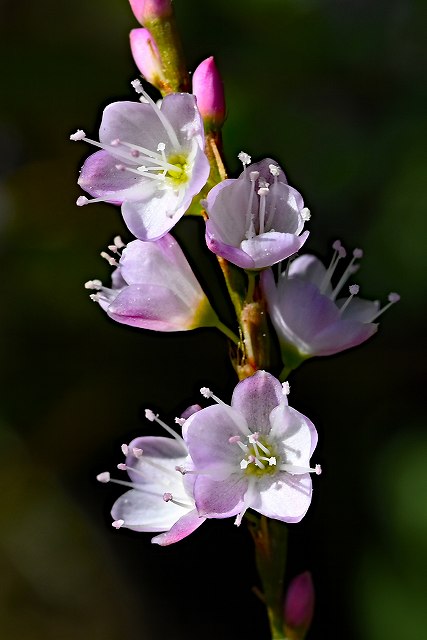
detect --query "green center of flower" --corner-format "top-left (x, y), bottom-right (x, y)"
top-left (239, 433), bottom-right (279, 477)
top-left (166, 153), bottom-right (189, 186)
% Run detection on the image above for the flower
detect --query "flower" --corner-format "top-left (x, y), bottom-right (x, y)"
top-left (204, 157), bottom-right (310, 270)
top-left (71, 89), bottom-right (210, 241)
top-left (182, 371), bottom-right (320, 525)
top-left (261, 241), bottom-right (400, 363)
top-left (192, 56), bottom-right (226, 130)
top-left (284, 572), bottom-right (315, 639)
top-left (86, 234), bottom-right (218, 332)
top-left (129, 28), bottom-right (166, 88)
top-left (97, 410), bottom-right (205, 545)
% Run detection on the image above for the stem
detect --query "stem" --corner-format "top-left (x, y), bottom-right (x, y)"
top-left (215, 320), bottom-right (240, 346)
top-left (245, 270), bottom-right (256, 303)
top-left (248, 516), bottom-right (288, 639)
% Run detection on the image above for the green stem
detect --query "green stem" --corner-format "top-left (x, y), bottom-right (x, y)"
top-left (215, 320), bottom-right (240, 346)
top-left (245, 270), bottom-right (256, 303)
top-left (248, 516), bottom-right (288, 639)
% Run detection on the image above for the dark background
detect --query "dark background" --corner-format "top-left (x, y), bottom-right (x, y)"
top-left (0, 0), bottom-right (426, 638)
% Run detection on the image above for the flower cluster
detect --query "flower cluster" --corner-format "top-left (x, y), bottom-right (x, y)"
top-left (97, 371), bottom-right (320, 544)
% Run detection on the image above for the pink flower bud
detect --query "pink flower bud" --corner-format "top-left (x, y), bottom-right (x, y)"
top-left (130, 28), bottom-right (165, 86)
top-left (128, 0), bottom-right (172, 25)
top-left (284, 572), bottom-right (315, 638)
top-left (192, 57), bottom-right (226, 130)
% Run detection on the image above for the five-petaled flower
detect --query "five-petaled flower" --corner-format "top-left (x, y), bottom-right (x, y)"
top-left (71, 88), bottom-right (210, 241)
top-left (86, 234), bottom-right (219, 332)
top-left (97, 409), bottom-right (205, 546)
top-left (261, 242), bottom-right (400, 365)
top-left (182, 371), bottom-right (320, 525)
top-left (204, 157), bottom-right (310, 270)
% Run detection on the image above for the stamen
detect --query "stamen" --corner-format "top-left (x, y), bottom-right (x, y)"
top-left (244, 171), bottom-right (259, 240)
top-left (100, 251), bottom-right (118, 267)
top-left (144, 408), bottom-right (186, 446)
top-left (369, 292), bottom-right (400, 321)
top-left (76, 196), bottom-right (89, 206)
top-left (228, 435), bottom-right (241, 444)
top-left (162, 493), bottom-right (192, 509)
top-left (258, 186), bottom-right (269, 234)
top-left (138, 87), bottom-right (181, 150)
top-left (114, 236), bottom-right (125, 249)
top-left (96, 472), bottom-right (110, 483)
top-left (238, 151), bottom-right (251, 167)
top-left (200, 387), bottom-right (227, 406)
top-left (70, 129), bottom-right (86, 141)
top-left (319, 240), bottom-right (347, 294)
top-left (280, 463), bottom-right (321, 475)
top-left (339, 284), bottom-right (359, 314)
top-left (282, 381), bottom-right (290, 395)
top-left (84, 279), bottom-right (102, 290)
top-left (330, 247), bottom-right (363, 301)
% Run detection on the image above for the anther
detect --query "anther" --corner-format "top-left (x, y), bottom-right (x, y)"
top-left (131, 79), bottom-right (144, 93)
top-left (145, 409), bottom-right (157, 422)
top-left (76, 196), bottom-right (89, 206)
top-left (353, 248), bottom-right (363, 259)
top-left (100, 251), bottom-right (118, 267)
top-left (229, 435), bottom-right (241, 444)
top-left (238, 151), bottom-right (251, 166)
top-left (163, 492), bottom-right (173, 502)
top-left (301, 207), bottom-right (311, 221)
top-left (84, 279), bottom-right (102, 290)
top-left (339, 284), bottom-right (359, 314)
top-left (117, 463), bottom-right (127, 471)
top-left (132, 448), bottom-right (143, 458)
top-left (96, 472), bottom-right (110, 483)
top-left (249, 171), bottom-right (259, 182)
top-left (388, 292), bottom-right (400, 303)
top-left (175, 417), bottom-right (186, 426)
top-left (114, 236), bottom-right (125, 249)
top-left (121, 444), bottom-right (129, 456)
top-left (110, 138), bottom-right (120, 146)
top-left (269, 164), bottom-right (280, 177)
top-left (112, 519), bottom-right (125, 529)
top-left (282, 381), bottom-right (290, 395)
top-left (70, 129), bottom-right (86, 141)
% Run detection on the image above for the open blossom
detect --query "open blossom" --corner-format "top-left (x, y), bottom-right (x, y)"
top-left (183, 371), bottom-right (320, 525)
top-left (86, 234), bottom-right (218, 331)
top-left (261, 241), bottom-right (400, 359)
top-left (97, 410), bottom-right (205, 546)
top-left (71, 88), bottom-right (210, 241)
top-left (204, 157), bottom-right (310, 270)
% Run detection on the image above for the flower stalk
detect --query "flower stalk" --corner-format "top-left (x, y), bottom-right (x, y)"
top-left (248, 515), bottom-right (288, 639)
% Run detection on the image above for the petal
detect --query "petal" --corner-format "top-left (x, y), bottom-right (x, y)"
top-left (78, 150), bottom-right (154, 202)
top-left (255, 473), bottom-right (313, 523)
top-left (288, 254), bottom-right (330, 291)
top-left (264, 278), bottom-right (342, 355)
top-left (338, 296), bottom-right (380, 322)
top-left (99, 100), bottom-right (171, 156)
top-left (119, 237), bottom-right (203, 305)
top-left (111, 485), bottom-right (191, 532)
top-left (193, 474), bottom-right (247, 518)
top-left (240, 230), bottom-right (309, 269)
top-left (184, 404), bottom-right (249, 479)
top-left (125, 436), bottom-right (187, 486)
top-left (267, 183), bottom-right (305, 235)
top-left (160, 93), bottom-right (205, 149)
top-left (205, 222), bottom-right (256, 268)
top-left (308, 318), bottom-right (378, 356)
top-left (206, 177), bottom-right (253, 245)
top-left (106, 283), bottom-right (197, 331)
top-left (231, 370), bottom-right (285, 435)
top-left (122, 186), bottom-right (186, 241)
top-left (269, 405), bottom-right (317, 462)
top-left (151, 509), bottom-right (206, 545)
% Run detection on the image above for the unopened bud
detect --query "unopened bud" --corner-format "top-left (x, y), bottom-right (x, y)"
top-left (130, 28), bottom-right (166, 87)
top-left (284, 571), bottom-right (315, 639)
top-left (128, 0), bottom-right (172, 25)
top-left (192, 56), bottom-right (226, 130)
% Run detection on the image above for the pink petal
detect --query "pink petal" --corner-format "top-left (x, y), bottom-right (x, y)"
top-left (151, 509), bottom-right (206, 545)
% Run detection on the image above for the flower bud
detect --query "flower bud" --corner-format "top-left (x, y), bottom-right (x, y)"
top-left (284, 572), bottom-right (315, 639)
top-left (128, 0), bottom-right (172, 25)
top-left (192, 56), bottom-right (226, 130)
top-left (129, 28), bottom-right (166, 88)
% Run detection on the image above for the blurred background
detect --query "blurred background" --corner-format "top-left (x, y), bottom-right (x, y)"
top-left (0, 0), bottom-right (426, 638)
